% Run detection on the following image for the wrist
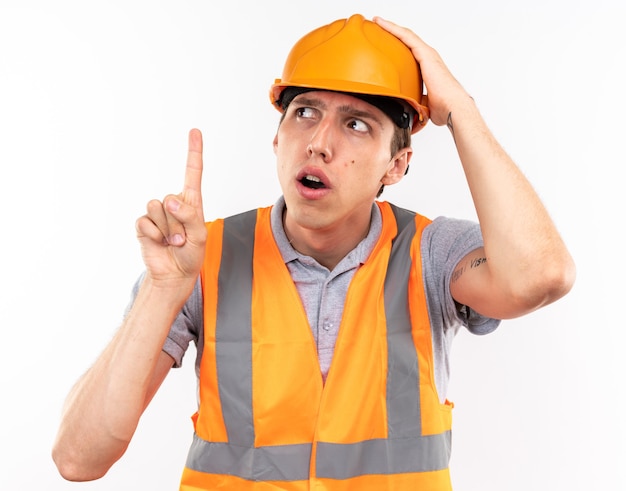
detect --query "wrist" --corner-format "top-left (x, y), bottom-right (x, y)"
top-left (446, 93), bottom-right (477, 118)
top-left (445, 96), bottom-right (485, 139)
top-left (138, 274), bottom-right (197, 311)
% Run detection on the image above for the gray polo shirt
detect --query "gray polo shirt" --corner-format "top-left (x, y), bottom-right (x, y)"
top-left (130, 197), bottom-right (499, 402)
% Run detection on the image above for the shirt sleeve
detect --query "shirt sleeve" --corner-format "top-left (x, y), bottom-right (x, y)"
top-left (124, 273), bottom-right (203, 368)
top-left (421, 216), bottom-right (500, 336)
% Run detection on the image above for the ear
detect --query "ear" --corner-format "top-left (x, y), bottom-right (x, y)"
top-left (381, 147), bottom-right (412, 186)
top-left (272, 133), bottom-right (279, 155)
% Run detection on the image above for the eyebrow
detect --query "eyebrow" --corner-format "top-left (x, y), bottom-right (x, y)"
top-left (292, 95), bottom-right (385, 129)
top-left (338, 105), bottom-right (384, 129)
top-left (292, 95), bottom-right (327, 110)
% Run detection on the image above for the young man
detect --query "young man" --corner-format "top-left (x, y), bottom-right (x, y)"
top-left (52, 14), bottom-right (575, 490)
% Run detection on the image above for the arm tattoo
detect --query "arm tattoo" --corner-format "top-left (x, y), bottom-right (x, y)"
top-left (451, 257), bottom-right (487, 283)
top-left (447, 112), bottom-right (455, 142)
top-left (451, 265), bottom-right (465, 283)
top-left (471, 257), bottom-right (487, 269)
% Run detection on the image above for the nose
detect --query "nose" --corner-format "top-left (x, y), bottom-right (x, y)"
top-left (306, 119), bottom-right (333, 162)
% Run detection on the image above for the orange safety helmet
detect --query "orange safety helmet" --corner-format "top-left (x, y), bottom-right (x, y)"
top-left (270, 14), bottom-right (429, 133)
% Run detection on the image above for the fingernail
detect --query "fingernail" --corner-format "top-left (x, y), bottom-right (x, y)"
top-left (169, 234), bottom-right (184, 246)
top-left (167, 198), bottom-right (180, 212)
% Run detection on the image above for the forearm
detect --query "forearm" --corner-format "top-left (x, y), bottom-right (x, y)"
top-left (449, 98), bottom-right (575, 312)
top-left (52, 278), bottom-right (190, 480)
top-left (52, 128), bottom-right (207, 480)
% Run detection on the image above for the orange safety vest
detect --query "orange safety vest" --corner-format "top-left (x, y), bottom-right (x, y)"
top-left (180, 201), bottom-right (454, 490)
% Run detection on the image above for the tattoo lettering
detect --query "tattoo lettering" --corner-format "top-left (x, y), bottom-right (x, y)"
top-left (451, 265), bottom-right (465, 283)
top-left (470, 257), bottom-right (487, 269)
top-left (452, 257), bottom-right (487, 284)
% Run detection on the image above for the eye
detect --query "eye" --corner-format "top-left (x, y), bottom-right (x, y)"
top-left (295, 107), bottom-right (315, 119)
top-left (348, 118), bottom-right (369, 133)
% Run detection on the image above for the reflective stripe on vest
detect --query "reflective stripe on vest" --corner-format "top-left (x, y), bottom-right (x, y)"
top-left (184, 204), bottom-right (451, 482)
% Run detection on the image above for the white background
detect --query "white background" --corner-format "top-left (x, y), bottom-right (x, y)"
top-left (1, 0), bottom-right (624, 489)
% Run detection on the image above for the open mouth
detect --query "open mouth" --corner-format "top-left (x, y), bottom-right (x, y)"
top-left (300, 174), bottom-right (326, 189)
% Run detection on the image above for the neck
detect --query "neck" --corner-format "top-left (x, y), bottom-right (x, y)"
top-left (283, 208), bottom-right (372, 270)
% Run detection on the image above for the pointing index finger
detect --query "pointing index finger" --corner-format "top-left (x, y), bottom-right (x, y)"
top-left (183, 128), bottom-right (204, 208)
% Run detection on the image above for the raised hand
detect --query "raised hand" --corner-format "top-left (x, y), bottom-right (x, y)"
top-left (135, 128), bottom-right (207, 287)
top-left (374, 16), bottom-right (473, 127)
top-left (375, 17), bottom-right (576, 320)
